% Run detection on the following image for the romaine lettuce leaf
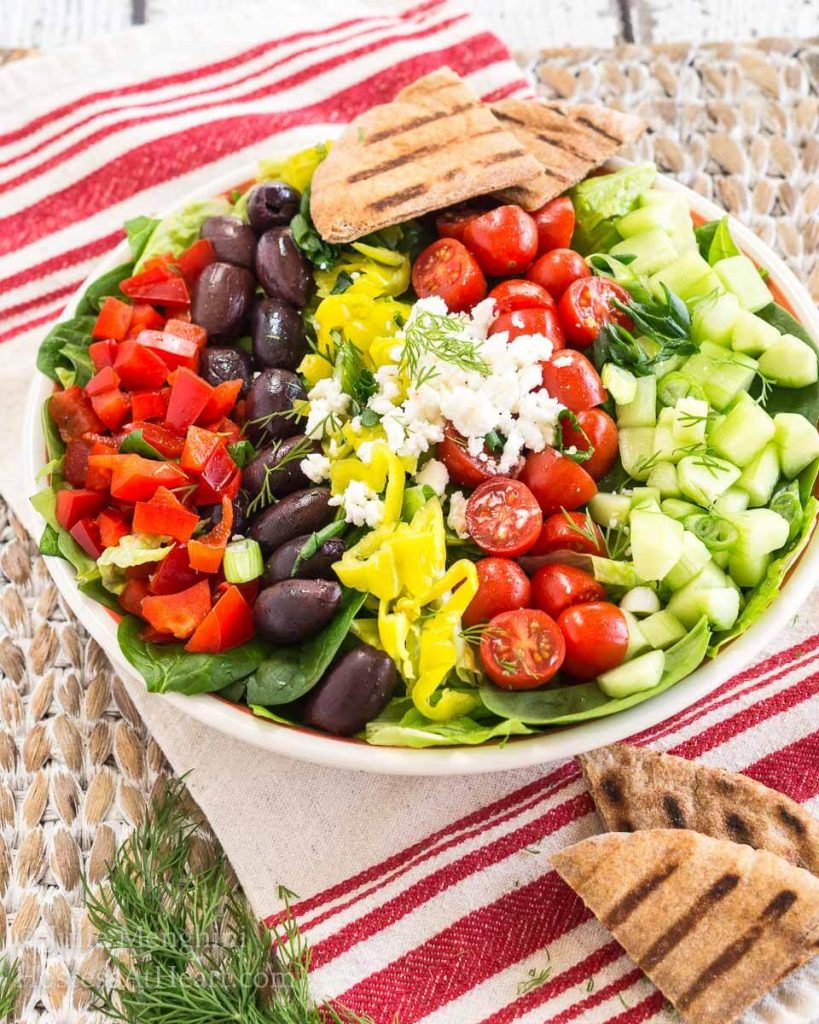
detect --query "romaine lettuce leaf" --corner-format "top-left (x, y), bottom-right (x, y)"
top-left (570, 163), bottom-right (656, 241)
top-left (365, 699), bottom-right (533, 747)
top-left (135, 198), bottom-right (232, 271)
top-left (97, 534), bottom-right (173, 594)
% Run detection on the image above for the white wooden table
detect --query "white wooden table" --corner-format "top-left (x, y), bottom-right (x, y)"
top-left (2, 0), bottom-right (818, 52)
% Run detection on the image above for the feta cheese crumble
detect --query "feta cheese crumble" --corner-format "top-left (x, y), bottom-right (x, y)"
top-left (304, 377), bottom-right (350, 439)
top-left (301, 452), bottom-right (331, 483)
top-left (415, 458), bottom-right (449, 496)
top-left (447, 491), bottom-right (469, 539)
top-left (329, 480), bottom-right (384, 527)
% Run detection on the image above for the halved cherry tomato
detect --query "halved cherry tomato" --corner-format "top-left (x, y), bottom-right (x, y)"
top-left (141, 579), bottom-right (212, 640)
top-left (488, 307), bottom-right (565, 349)
top-left (519, 449), bottom-right (596, 516)
top-left (540, 349), bottom-right (607, 412)
top-left (529, 511), bottom-right (606, 557)
top-left (92, 296), bottom-right (133, 341)
top-left (436, 207), bottom-right (481, 244)
top-left (527, 248), bottom-right (590, 299)
top-left (49, 387), bottom-right (104, 442)
top-left (532, 196), bottom-right (575, 254)
top-left (437, 424), bottom-right (505, 489)
top-left (480, 608), bottom-right (565, 689)
top-left (412, 239), bottom-right (486, 312)
top-left (560, 408), bottom-right (618, 481)
top-left (462, 557), bottom-right (532, 628)
top-left (557, 601), bottom-right (629, 680)
top-left (465, 478), bottom-right (542, 557)
top-left (488, 279), bottom-right (554, 315)
top-left (185, 584), bottom-right (254, 653)
top-left (463, 205), bottom-right (539, 276)
top-left (55, 488), bottom-right (106, 531)
top-left (557, 277), bottom-right (633, 348)
top-left (531, 563), bottom-right (605, 619)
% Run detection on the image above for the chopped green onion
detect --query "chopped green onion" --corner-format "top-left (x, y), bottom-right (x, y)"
top-left (223, 538), bottom-right (263, 584)
top-left (227, 439), bottom-right (255, 468)
top-left (691, 515), bottom-right (738, 551)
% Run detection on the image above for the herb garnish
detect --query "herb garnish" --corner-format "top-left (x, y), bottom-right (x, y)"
top-left (290, 185), bottom-right (340, 271)
top-left (246, 437), bottom-right (316, 516)
top-left (0, 958), bottom-right (17, 1020)
top-left (555, 409), bottom-right (594, 464)
top-left (399, 308), bottom-right (490, 387)
top-left (595, 284), bottom-right (696, 377)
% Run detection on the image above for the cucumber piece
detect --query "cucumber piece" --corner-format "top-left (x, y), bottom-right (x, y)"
top-left (732, 508), bottom-right (791, 554)
top-left (681, 348), bottom-right (757, 410)
top-left (672, 396), bottom-right (709, 446)
top-left (610, 230), bottom-right (678, 277)
top-left (708, 391), bottom-right (775, 467)
top-left (647, 461), bottom-right (680, 498)
top-left (773, 413), bottom-right (819, 479)
top-left (622, 608), bottom-right (651, 657)
top-left (630, 486), bottom-right (661, 510)
top-left (597, 649), bottom-right (665, 698)
top-left (617, 202), bottom-right (690, 239)
top-left (713, 485), bottom-right (750, 515)
top-left (667, 561), bottom-right (730, 628)
top-left (639, 189), bottom-right (690, 216)
top-left (616, 374), bottom-right (657, 428)
top-left (602, 363), bottom-right (637, 405)
top-left (588, 491), bottom-right (632, 529)
top-left (661, 498), bottom-right (701, 521)
top-left (590, 557), bottom-right (644, 590)
top-left (713, 254), bottom-right (772, 312)
top-left (737, 444), bottom-right (779, 507)
top-left (730, 308), bottom-right (780, 356)
top-left (683, 512), bottom-right (706, 533)
top-left (630, 508), bottom-right (685, 581)
top-left (641, 610), bottom-right (687, 650)
top-left (650, 250), bottom-right (724, 306)
top-left (692, 292), bottom-right (741, 347)
top-left (677, 454), bottom-right (741, 507)
top-left (620, 587), bottom-right (661, 617)
top-left (652, 406), bottom-right (696, 464)
top-left (695, 587), bottom-right (740, 631)
top-left (728, 548), bottom-right (772, 588)
top-left (758, 333), bottom-right (819, 389)
top-left (658, 372), bottom-right (701, 407)
top-left (653, 354), bottom-right (686, 379)
top-left (619, 426), bottom-right (656, 481)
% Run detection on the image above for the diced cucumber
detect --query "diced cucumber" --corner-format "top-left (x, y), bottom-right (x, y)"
top-left (617, 201), bottom-right (691, 239)
top-left (661, 498), bottom-right (701, 521)
top-left (713, 254), bottom-right (772, 312)
top-left (630, 486), bottom-right (661, 509)
top-left (640, 610), bottom-right (687, 650)
top-left (622, 608), bottom-right (651, 658)
top-left (758, 333), bottom-right (819, 389)
top-left (713, 485), bottom-right (750, 515)
top-left (664, 532), bottom-right (715, 592)
top-left (737, 444), bottom-right (779, 507)
top-left (630, 508), bottom-right (685, 581)
top-left (773, 413), bottom-right (819, 479)
top-left (667, 561), bottom-right (730, 628)
top-left (695, 587), bottom-right (740, 631)
top-left (647, 461), bottom-right (680, 498)
top-left (616, 374), bottom-right (657, 428)
top-left (677, 454), bottom-right (741, 507)
top-left (610, 230), bottom-right (678, 277)
top-left (672, 396), bottom-right (709, 446)
top-left (619, 426), bottom-right (656, 481)
top-left (657, 372), bottom-right (706, 408)
top-left (730, 308), bottom-right (780, 356)
top-left (602, 363), bottom-right (637, 405)
top-left (620, 587), bottom-right (661, 617)
top-left (732, 508), bottom-right (791, 554)
top-left (639, 189), bottom-right (690, 216)
top-left (708, 392), bottom-right (775, 467)
top-left (590, 558), bottom-right (644, 590)
top-left (692, 292), bottom-right (741, 347)
top-left (651, 406), bottom-right (696, 464)
top-left (588, 492), bottom-right (632, 530)
top-left (681, 347), bottom-right (757, 410)
top-left (728, 548), bottom-right (771, 588)
top-left (597, 649), bottom-right (665, 698)
top-left (650, 250), bottom-right (724, 306)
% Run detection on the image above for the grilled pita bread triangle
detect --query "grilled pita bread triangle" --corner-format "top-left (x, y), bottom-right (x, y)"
top-left (553, 829), bottom-right (819, 1024)
top-left (491, 98), bottom-right (647, 209)
top-left (309, 68), bottom-right (542, 243)
top-left (578, 744), bottom-right (819, 875)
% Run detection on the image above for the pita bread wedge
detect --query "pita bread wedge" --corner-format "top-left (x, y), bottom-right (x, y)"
top-left (309, 68), bottom-right (542, 243)
top-left (553, 829), bottom-right (819, 1024)
top-left (491, 99), bottom-right (647, 209)
top-left (578, 744), bottom-right (819, 875)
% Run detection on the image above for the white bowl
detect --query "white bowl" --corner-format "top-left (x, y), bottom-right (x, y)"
top-left (23, 159), bottom-right (819, 775)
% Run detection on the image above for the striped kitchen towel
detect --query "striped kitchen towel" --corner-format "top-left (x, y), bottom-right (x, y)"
top-left (1, 4), bottom-right (818, 1023)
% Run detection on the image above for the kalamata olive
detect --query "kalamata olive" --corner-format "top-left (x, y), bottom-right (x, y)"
top-left (303, 645), bottom-right (398, 736)
top-left (255, 228), bottom-right (313, 308)
top-left (253, 579), bottom-right (341, 645)
top-left (248, 487), bottom-right (333, 555)
top-left (247, 181), bottom-right (300, 233)
top-left (199, 346), bottom-right (253, 395)
top-left (263, 533), bottom-right (344, 585)
top-left (243, 435), bottom-right (319, 502)
top-left (251, 298), bottom-right (308, 370)
top-left (200, 215), bottom-right (257, 269)
top-left (244, 367), bottom-right (305, 446)
top-left (191, 262), bottom-right (255, 342)
top-left (202, 491), bottom-right (250, 535)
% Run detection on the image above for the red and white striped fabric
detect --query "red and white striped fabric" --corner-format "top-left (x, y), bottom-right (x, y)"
top-left (2, 6), bottom-right (819, 1023)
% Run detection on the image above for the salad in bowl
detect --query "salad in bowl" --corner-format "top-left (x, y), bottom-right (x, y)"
top-left (28, 78), bottom-right (819, 767)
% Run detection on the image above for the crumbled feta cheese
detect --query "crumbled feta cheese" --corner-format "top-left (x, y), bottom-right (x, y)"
top-left (415, 458), bottom-right (449, 496)
top-left (447, 491), bottom-right (469, 539)
top-left (305, 377), bottom-right (350, 438)
top-left (357, 441), bottom-right (375, 464)
top-left (301, 452), bottom-right (331, 483)
top-left (329, 480), bottom-right (384, 527)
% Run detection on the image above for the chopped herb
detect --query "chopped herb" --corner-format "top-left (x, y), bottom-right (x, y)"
top-left (330, 270), bottom-right (355, 294)
top-left (290, 185), bottom-right (340, 271)
top-left (227, 439), bottom-right (255, 468)
top-left (555, 408), bottom-right (594, 464)
top-left (246, 437), bottom-right (316, 516)
top-left (484, 430), bottom-right (505, 455)
top-left (517, 966), bottom-right (552, 996)
top-left (360, 408), bottom-right (381, 428)
top-left (291, 519), bottom-right (347, 576)
top-left (399, 308), bottom-right (490, 386)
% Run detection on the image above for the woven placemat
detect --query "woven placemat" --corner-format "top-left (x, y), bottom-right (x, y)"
top-left (1, 33), bottom-right (818, 1024)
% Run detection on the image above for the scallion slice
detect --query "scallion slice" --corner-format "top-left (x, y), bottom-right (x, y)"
top-left (223, 538), bottom-right (263, 583)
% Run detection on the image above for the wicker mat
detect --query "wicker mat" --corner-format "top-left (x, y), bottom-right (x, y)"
top-left (1, 34), bottom-right (818, 1024)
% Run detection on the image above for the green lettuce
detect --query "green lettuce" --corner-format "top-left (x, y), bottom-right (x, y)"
top-left (365, 700), bottom-right (533, 748)
top-left (570, 163), bottom-right (656, 254)
top-left (695, 216), bottom-right (741, 266)
top-left (97, 534), bottom-right (173, 594)
top-left (135, 198), bottom-right (232, 271)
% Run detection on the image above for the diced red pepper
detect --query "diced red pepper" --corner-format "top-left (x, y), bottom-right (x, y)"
top-left (120, 264), bottom-right (190, 307)
top-left (50, 387), bottom-right (104, 443)
top-left (90, 388), bottom-right (130, 431)
top-left (174, 239), bottom-right (215, 286)
top-left (64, 438), bottom-right (92, 488)
top-left (127, 304), bottom-right (165, 337)
top-left (142, 253), bottom-right (174, 272)
top-left (202, 416), bottom-right (242, 441)
top-left (149, 543), bottom-right (203, 595)
top-left (114, 339), bottom-right (168, 390)
top-left (139, 624), bottom-right (178, 644)
top-left (87, 453), bottom-right (189, 502)
top-left (180, 426), bottom-right (223, 474)
top-left (85, 365), bottom-right (121, 397)
top-left (141, 579), bottom-right (212, 640)
top-left (130, 390), bottom-right (167, 422)
top-left (200, 443), bottom-right (239, 496)
top-left (126, 422), bottom-right (186, 459)
top-left (185, 584), bottom-right (253, 653)
top-left (92, 296), bottom-right (133, 341)
top-left (133, 486), bottom-right (199, 543)
top-left (165, 368), bottom-right (214, 434)
top-left (187, 495), bottom-right (233, 573)
top-left (98, 508), bottom-right (130, 548)
top-left (119, 578), bottom-right (150, 617)
top-left (89, 339), bottom-right (117, 371)
top-left (198, 379), bottom-right (243, 424)
top-left (56, 488), bottom-right (106, 531)
top-left (136, 329), bottom-right (199, 372)
top-left (194, 469), bottom-right (240, 505)
top-left (216, 577), bottom-right (259, 605)
top-left (69, 516), bottom-right (103, 559)
top-left (164, 318), bottom-right (207, 349)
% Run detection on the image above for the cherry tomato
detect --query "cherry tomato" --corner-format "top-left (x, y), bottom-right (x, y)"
top-left (438, 423), bottom-right (506, 488)
top-left (436, 207), bottom-right (481, 243)
top-left (488, 279), bottom-right (555, 315)
top-left (465, 478), bottom-right (543, 557)
top-left (527, 248), bottom-right (590, 299)
top-left (540, 349), bottom-right (607, 412)
top-left (462, 558), bottom-right (532, 628)
top-left (557, 277), bottom-right (633, 348)
top-left (532, 196), bottom-right (575, 254)
top-left (519, 449), bottom-right (597, 516)
top-left (557, 601), bottom-right (629, 680)
top-left (463, 205), bottom-right (539, 277)
top-left (480, 609), bottom-right (565, 689)
top-left (488, 307), bottom-right (565, 348)
top-left (529, 511), bottom-right (606, 557)
top-left (412, 239), bottom-right (487, 312)
top-left (560, 408), bottom-right (619, 481)
top-left (531, 563), bottom-right (605, 619)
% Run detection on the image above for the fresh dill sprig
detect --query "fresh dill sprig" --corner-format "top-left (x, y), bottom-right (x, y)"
top-left (399, 309), bottom-right (490, 387)
top-left (246, 437), bottom-right (316, 516)
top-left (517, 965), bottom-right (552, 996)
top-left (0, 957), bottom-right (18, 1020)
top-left (560, 508), bottom-right (605, 554)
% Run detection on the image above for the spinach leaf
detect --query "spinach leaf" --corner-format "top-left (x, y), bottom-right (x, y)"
top-left (118, 616), bottom-right (267, 695)
top-left (76, 262), bottom-right (134, 315)
top-left (119, 429), bottom-right (164, 460)
top-left (365, 700), bottom-right (533, 748)
top-left (694, 219), bottom-right (720, 260)
top-left (702, 217), bottom-right (740, 266)
top-left (247, 588), bottom-right (366, 706)
top-left (754, 302), bottom-right (819, 420)
top-left (78, 577), bottom-right (122, 612)
top-left (125, 215), bottom-right (160, 261)
top-left (37, 315), bottom-right (96, 386)
top-left (290, 186), bottom-right (339, 271)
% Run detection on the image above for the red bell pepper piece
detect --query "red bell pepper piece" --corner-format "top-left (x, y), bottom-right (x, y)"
top-left (98, 508), bottom-right (130, 548)
top-left (49, 387), bottom-right (104, 443)
top-left (187, 495), bottom-right (233, 573)
top-left (120, 265), bottom-right (190, 307)
top-left (84, 440), bottom-right (115, 490)
top-left (165, 368), bottom-right (214, 434)
top-left (180, 425), bottom-right (223, 474)
top-left (132, 486), bottom-right (199, 543)
top-left (194, 469), bottom-right (240, 505)
top-left (139, 624), bottom-right (178, 644)
top-left (56, 488), bottom-right (106, 531)
top-left (141, 579), bottom-right (212, 640)
top-left (92, 296), bottom-right (133, 341)
top-left (198, 379), bottom-right (243, 424)
top-left (127, 304), bottom-right (165, 337)
top-left (149, 543), bottom-right (203, 595)
top-left (200, 443), bottom-right (239, 496)
top-left (136, 329), bottom-right (199, 372)
top-left (130, 390), bottom-right (167, 422)
top-left (87, 453), bottom-right (189, 502)
top-left (185, 584), bottom-right (253, 653)
top-left (69, 516), bottom-right (103, 559)
top-left (85, 365), bottom-right (121, 397)
top-left (164, 318), bottom-right (207, 349)
top-left (119, 578), bottom-right (151, 617)
top-left (216, 577), bottom-right (259, 605)
top-left (126, 422), bottom-right (186, 459)
top-left (90, 387), bottom-right (130, 431)
top-left (174, 239), bottom-right (215, 285)
top-left (64, 438), bottom-right (92, 488)
top-left (114, 339), bottom-right (168, 390)
top-left (89, 339), bottom-right (117, 371)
